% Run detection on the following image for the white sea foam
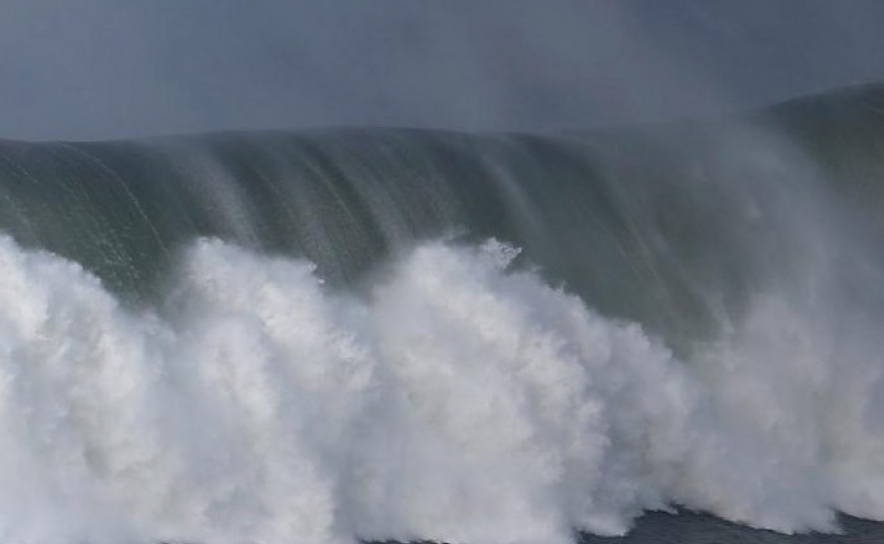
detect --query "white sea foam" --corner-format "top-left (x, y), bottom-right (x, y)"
top-left (0, 235), bottom-right (881, 544)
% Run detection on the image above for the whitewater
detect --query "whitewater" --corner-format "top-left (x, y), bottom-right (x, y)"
top-left (1, 232), bottom-right (881, 544)
top-left (1, 85), bottom-right (884, 543)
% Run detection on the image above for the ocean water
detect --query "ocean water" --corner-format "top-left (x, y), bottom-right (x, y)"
top-left (0, 86), bottom-right (883, 543)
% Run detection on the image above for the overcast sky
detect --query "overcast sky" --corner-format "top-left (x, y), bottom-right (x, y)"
top-left (1, 0), bottom-right (883, 140)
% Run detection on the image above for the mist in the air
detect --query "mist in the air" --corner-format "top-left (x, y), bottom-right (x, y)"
top-left (1, 0), bottom-right (883, 140)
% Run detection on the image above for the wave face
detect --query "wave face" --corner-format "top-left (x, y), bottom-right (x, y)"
top-left (1, 86), bottom-right (884, 543)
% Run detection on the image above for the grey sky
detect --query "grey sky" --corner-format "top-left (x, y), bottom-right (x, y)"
top-left (1, 0), bottom-right (882, 140)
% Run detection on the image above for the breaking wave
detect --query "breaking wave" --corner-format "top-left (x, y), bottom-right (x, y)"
top-left (1, 85), bottom-right (884, 543)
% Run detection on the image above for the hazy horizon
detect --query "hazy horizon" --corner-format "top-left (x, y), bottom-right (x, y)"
top-left (2, 1), bottom-right (884, 140)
